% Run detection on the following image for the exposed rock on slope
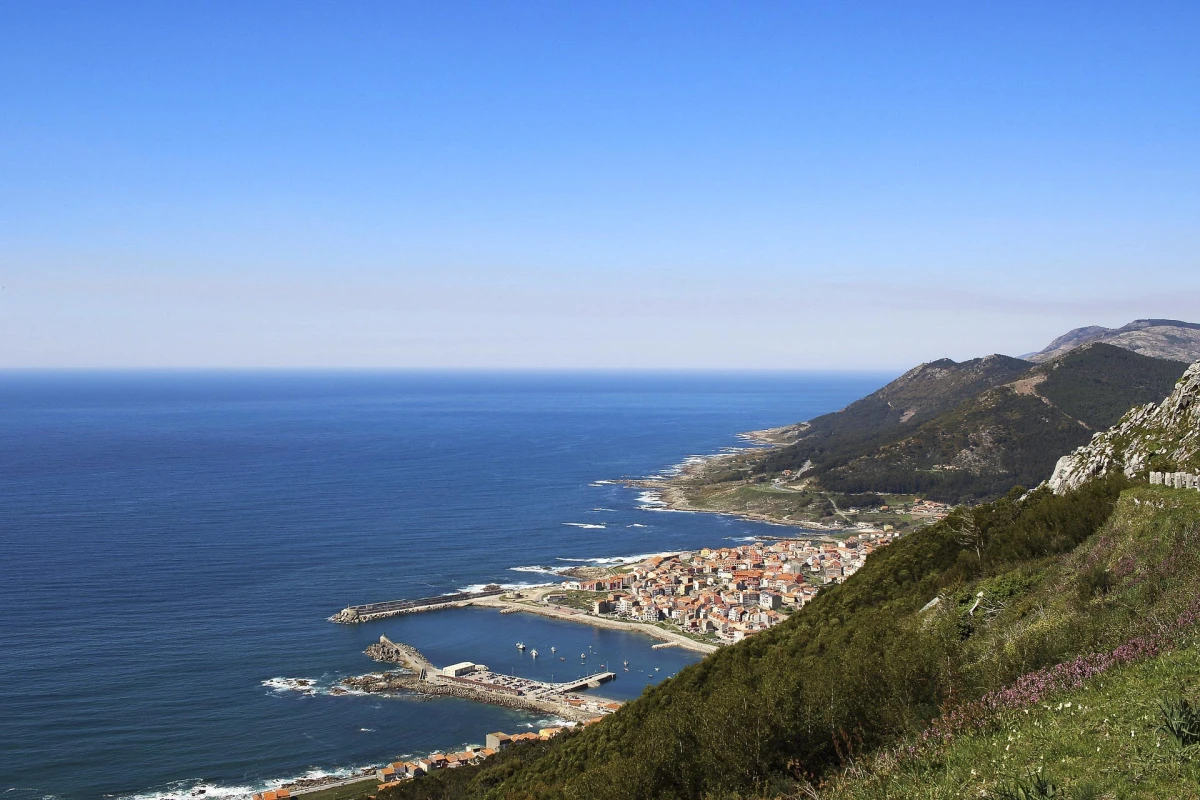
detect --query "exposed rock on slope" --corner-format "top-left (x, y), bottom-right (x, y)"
top-left (1048, 361), bottom-right (1200, 493)
top-left (1025, 319), bottom-right (1200, 364)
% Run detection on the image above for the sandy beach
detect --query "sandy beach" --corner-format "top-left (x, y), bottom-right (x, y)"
top-left (472, 589), bottom-right (719, 654)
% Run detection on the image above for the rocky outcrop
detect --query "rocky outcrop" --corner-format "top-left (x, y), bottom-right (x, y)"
top-left (365, 635), bottom-right (435, 676)
top-left (1047, 361), bottom-right (1200, 493)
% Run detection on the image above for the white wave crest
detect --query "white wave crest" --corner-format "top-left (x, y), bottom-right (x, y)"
top-left (112, 765), bottom-right (370, 800)
top-left (562, 522), bottom-right (606, 529)
top-left (554, 551), bottom-right (679, 566)
top-left (456, 581), bottom-right (554, 593)
top-left (509, 565), bottom-right (563, 575)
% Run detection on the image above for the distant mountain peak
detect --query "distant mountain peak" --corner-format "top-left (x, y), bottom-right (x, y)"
top-left (1025, 319), bottom-right (1200, 364)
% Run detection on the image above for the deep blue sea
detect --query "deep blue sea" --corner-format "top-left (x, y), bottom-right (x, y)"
top-left (0, 371), bottom-right (888, 800)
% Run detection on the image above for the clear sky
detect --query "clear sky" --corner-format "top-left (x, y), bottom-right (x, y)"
top-left (2, 1), bottom-right (1198, 369)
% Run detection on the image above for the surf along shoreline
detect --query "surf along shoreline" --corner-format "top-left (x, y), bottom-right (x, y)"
top-left (241, 429), bottom-right (802, 799)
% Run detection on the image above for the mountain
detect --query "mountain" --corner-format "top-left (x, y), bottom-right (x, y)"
top-left (1048, 359), bottom-right (1200, 494)
top-left (1023, 318), bottom-right (1200, 363)
top-left (756, 354), bottom-right (1033, 474)
top-left (760, 344), bottom-right (1189, 502)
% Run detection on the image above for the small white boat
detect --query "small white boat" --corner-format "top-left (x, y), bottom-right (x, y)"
top-left (530, 649), bottom-right (539, 657)
top-left (516, 642), bottom-right (525, 650)
top-left (580, 653), bottom-right (586, 659)
top-left (623, 659), bottom-right (628, 667)
top-left (550, 646), bottom-right (556, 653)
top-left (654, 667), bottom-right (660, 672)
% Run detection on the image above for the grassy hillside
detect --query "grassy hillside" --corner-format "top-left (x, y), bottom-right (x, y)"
top-left (764, 344), bottom-right (1188, 502)
top-left (377, 479), bottom-right (1200, 799)
top-left (821, 483), bottom-right (1200, 800)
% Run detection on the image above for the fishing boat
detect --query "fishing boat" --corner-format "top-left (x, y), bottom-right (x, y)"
top-left (516, 642), bottom-right (525, 650)
top-left (530, 649), bottom-right (539, 657)
top-left (550, 646), bottom-right (556, 653)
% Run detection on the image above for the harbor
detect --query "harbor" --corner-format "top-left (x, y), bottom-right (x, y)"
top-left (338, 635), bottom-right (622, 722)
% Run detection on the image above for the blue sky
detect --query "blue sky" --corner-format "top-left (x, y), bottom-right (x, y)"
top-left (2, 2), bottom-right (1198, 368)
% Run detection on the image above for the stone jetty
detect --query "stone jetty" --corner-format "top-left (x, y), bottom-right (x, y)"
top-left (330, 586), bottom-right (506, 623)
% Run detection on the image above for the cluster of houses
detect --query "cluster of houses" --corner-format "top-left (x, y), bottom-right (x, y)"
top-left (561, 534), bottom-right (900, 643)
top-left (251, 725), bottom-right (595, 798)
top-left (909, 498), bottom-right (952, 518)
top-left (370, 725), bottom-right (579, 791)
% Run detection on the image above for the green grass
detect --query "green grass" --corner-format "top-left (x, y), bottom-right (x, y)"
top-left (822, 643), bottom-right (1200, 799)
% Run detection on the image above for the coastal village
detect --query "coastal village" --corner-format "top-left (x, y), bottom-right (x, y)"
top-left (558, 529), bottom-right (904, 643)
top-left (287, 496), bottom-right (953, 798)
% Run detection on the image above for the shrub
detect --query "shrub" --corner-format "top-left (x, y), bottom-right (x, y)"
top-left (1158, 696), bottom-right (1200, 746)
top-left (991, 772), bottom-right (1062, 799)
top-left (1074, 563), bottom-right (1113, 603)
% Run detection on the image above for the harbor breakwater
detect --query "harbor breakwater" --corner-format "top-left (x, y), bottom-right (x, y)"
top-left (347, 635), bottom-right (618, 723)
top-left (330, 587), bottom-right (506, 623)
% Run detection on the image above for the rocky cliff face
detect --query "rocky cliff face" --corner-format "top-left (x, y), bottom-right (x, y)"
top-left (1048, 361), bottom-right (1200, 493)
top-left (1026, 319), bottom-right (1200, 364)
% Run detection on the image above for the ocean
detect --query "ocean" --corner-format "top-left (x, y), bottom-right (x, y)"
top-left (0, 370), bottom-right (888, 800)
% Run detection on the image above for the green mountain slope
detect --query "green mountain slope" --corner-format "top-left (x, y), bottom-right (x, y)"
top-left (823, 485), bottom-right (1200, 800)
top-left (763, 344), bottom-right (1188, 502)
top-left (376, 478), bottom-right (1200, 800)
top-left (758, 354), bottom-right (1032, 473)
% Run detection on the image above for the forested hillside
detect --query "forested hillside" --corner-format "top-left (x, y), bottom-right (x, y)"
top-left (759, 344), bottom-right (1188, 502)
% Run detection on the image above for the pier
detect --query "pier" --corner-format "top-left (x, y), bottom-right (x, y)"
top-left (330, 586), bottom-right (505, 623)
top-left (348, 635), bottom-right (622, 722)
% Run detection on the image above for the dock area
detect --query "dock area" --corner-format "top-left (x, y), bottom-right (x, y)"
top-left (329, 586), bottom-right (505, 623)
top-left (347, 635), bottom-right (621, 722)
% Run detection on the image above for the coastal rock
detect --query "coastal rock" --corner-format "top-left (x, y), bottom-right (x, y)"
top-left (1047, 361), bottom-right (1200, 493)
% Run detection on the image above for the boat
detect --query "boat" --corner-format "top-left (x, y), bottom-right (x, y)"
top-left (530, 649), bottom-right (539, 657)
top-left (516, 642), bottom-right (525, 650)
top-left (622, 659), bottom-right (628, 667)
top-left (550, 646), bottom-right (556, 653)
top-left (580, 653), bottom-right (586, 658)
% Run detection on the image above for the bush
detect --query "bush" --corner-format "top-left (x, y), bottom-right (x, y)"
top-left (1158, 696), bottom-right (1200, 746)
top-left (1074, 563), bottom-right (1114, 603)
top-left (991, 772), bottom-right (1062, 799)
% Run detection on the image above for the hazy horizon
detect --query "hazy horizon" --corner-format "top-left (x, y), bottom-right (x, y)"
top-left (3, 2), bottom-right (1199, 369)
